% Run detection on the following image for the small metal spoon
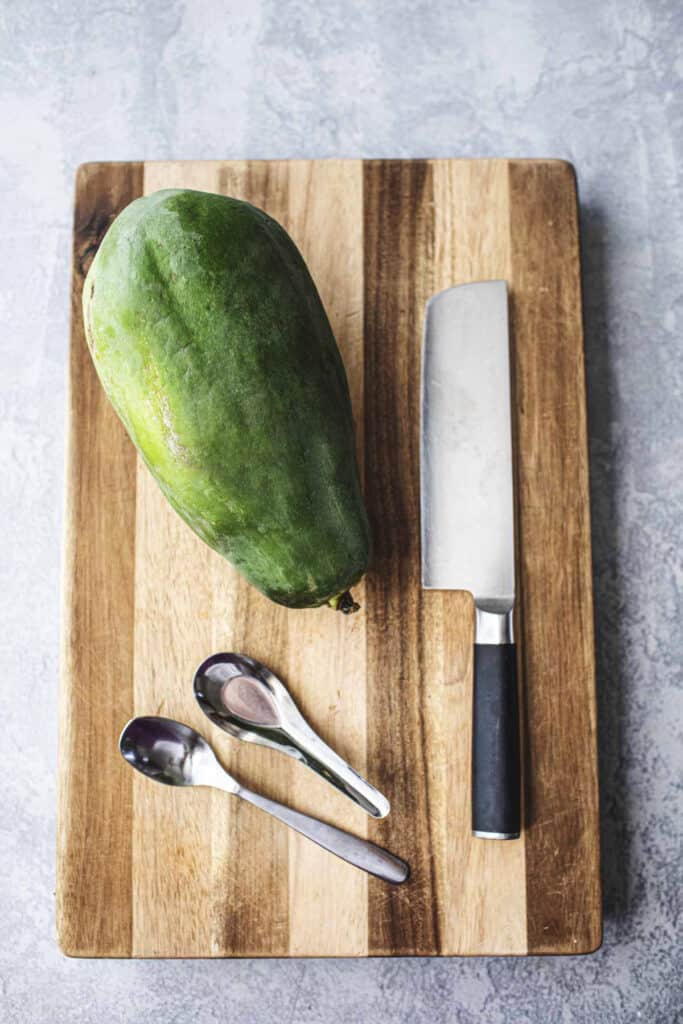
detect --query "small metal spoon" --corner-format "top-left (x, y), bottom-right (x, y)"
top-left (193, 652), bottom-right (390, 819)
top-left (120, 716), bottom-right (408, 884)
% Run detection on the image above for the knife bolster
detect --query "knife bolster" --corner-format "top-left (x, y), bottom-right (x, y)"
top-left (475, 606), bottom-right (514, 645)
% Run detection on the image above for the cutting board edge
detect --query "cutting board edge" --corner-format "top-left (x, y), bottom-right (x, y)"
top-left (57, 157), bottom-right (601, 959)
top-left (73, 156), bottom-right (579, 182)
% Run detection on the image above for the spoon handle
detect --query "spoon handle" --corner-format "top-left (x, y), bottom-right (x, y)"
top-left (288, 723), bottom-right (390, 820)
top-left (235, 786), bottom-right (409, 884)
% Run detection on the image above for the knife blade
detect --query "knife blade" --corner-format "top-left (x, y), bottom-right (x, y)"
top-left (420, 280), bottom-right (521, 840)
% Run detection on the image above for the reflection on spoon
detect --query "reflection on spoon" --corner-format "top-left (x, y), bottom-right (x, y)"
top-left (221, 675), bottom-right (281, 728)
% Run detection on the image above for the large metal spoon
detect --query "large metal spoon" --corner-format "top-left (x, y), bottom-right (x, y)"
top-left (193, 652), bottom-right (390, 818)
top-left (119, 716), bottom-right (409, 884)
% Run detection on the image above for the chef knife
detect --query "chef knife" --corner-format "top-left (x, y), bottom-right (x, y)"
top-left (420, 280), bottom-right (521, 839)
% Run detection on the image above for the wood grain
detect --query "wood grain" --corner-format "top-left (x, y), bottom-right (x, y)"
top-left (58, 158), bottom-right (601, 957)
top-left (282, 160), bottom-right (369, 957)
top-left (427, 159), bottom-right (527, 955)
top-left (363, 159), bottom-right (440, 955)
top-left (508, 161), bottom-right (602, 954)
top-left (57, 162), bottom-right (142, 956)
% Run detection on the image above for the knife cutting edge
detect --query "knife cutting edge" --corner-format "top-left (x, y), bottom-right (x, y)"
top-left (420, 280), bottom-right (521, 840)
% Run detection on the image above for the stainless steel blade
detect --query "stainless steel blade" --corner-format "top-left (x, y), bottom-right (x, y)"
top-left (420, 280), bottom-right (514, 611)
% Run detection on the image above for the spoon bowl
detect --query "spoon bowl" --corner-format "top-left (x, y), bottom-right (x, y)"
top-left (119, 716), bottom-right (234, 790)
top-left (194, 652), bottom-right (296, 751)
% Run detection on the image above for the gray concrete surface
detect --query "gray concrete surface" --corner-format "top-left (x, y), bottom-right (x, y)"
top-left (1, 0), bottom-right (681, 1021)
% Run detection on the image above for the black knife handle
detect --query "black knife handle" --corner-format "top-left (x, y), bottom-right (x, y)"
top-left (472, 643), bottom-right (521, 838)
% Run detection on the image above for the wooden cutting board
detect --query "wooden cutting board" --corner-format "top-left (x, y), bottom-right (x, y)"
top-left (58, 158), bottom-right (601, 957)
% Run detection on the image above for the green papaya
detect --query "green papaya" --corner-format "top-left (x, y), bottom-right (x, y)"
top-left (83, 188), bottom-right (371, 611)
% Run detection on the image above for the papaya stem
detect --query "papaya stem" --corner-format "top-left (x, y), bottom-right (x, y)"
top-left (329, 590), bottom-right (360, 614)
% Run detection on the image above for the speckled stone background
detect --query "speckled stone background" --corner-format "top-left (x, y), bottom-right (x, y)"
top-left (1, 0), bottom-right (681, 1021)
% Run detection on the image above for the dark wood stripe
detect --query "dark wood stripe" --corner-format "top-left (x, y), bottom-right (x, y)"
top-left (363, 159), bottom-right (440, 955)
top-left (508, 161), bottom-right (602, 954)
top-left (57, 162), bottom-right (142, 955)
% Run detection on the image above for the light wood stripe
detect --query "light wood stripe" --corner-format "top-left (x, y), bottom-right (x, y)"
top-left (129, 163), bottom-right (217, 957)
top-left (282, 160), bottom-right (368, 957)
top-left (508, 161), bottom-right (601, 954)
top-left (427, 158), bottom-right (527, 955)
top-left (130, 458), bottom-right (215, 956)
top-left (57, 162), bottom-right (141, 956)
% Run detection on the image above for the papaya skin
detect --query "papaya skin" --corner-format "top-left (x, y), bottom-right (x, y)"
top-left (83, 188), bottom-right (371, 609)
